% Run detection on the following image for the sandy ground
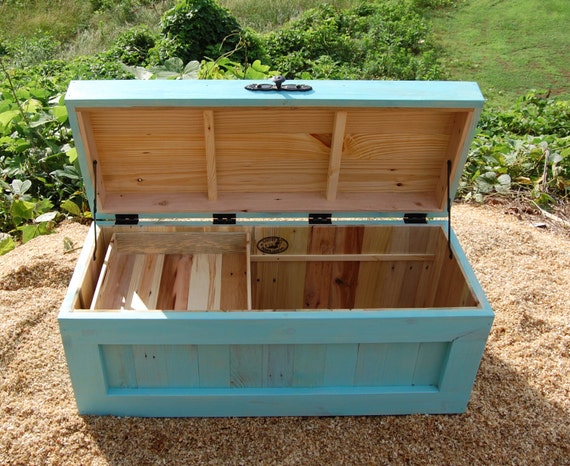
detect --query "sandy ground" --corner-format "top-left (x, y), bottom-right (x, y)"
top-left (0, 203), bottom-right (569, 465)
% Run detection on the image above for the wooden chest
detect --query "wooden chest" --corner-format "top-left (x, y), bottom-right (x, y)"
top-left (59, 79), bottom-right (493, 417)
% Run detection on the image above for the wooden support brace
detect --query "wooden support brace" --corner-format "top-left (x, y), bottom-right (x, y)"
top-left (203, 110), bottom-right (218, 201)
top-left (326, 111), bottom-right (348, 201)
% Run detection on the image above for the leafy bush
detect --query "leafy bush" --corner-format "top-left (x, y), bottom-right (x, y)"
top-left (479, 90), bottom-right (570, 138)
top-left (1, 53), bottom-right (131, 248)
top-left (155, 0), bottom-right (264, 65)
top-left (461, 92), bottom-right (570, 204)
top-left (262, 1), bottom-right (443, 80)
top-left (1, 32), bottom-right (61, 68)
top-left (109, 25), bottom-right (159, 66)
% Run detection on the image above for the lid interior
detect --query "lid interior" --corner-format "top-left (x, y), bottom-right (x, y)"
top-left (74, 104), bottom-right (476, 215)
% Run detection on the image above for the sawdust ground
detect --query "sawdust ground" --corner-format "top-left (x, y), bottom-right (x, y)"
top-left (1, 204), bottom-right (569, 466)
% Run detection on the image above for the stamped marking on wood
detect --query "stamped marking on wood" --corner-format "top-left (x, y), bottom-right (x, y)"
top-left (257, 236), bottom-right (289, 255)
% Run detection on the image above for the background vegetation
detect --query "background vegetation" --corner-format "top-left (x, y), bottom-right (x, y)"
top-left (0, 0), bottom-right (568, 254)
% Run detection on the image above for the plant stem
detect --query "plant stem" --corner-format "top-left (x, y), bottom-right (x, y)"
top-left (0, 56), bottom-right (32, 128)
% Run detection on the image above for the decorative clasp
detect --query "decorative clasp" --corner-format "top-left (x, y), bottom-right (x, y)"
top-left (245, 75), bottom-right (312, 92)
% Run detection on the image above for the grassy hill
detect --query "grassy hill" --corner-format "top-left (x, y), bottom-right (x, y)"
top-left (429, 0), bottom-right (570, 108)
top-left (1, 0), bottom-right (567, 108)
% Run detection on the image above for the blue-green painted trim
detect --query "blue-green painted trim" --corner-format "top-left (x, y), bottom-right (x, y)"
top-left (65, 80), bottom-right (484, 109)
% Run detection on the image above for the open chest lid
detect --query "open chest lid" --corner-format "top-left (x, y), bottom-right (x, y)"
top-left (65, 79), bottom-right (484, 219)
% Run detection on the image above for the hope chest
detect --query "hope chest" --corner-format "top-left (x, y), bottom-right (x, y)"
top-left (59, 79), bottom-right (494, 417)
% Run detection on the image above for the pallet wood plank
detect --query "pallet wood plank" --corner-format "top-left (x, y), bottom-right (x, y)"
top-left (292, 344), bottom-right (326, 387)
top-left (198, 345), bottom-right (230, 388)
top-left (187, 254), bottom-right (222, 311)
top-left (303, 227), bottom-right (337, 309)
top-left (354, 343), bottom-right (389, 386)
top-left (220, 253), bottom-right (248, 310)
top-left (323, 344), bottom-right (358, 386)
top-left (330, 226), bottom-right (364, 309)
top-left (263, 345), bottom-right (294, 388)
top-left (230, 345), bottom-right (263, 388)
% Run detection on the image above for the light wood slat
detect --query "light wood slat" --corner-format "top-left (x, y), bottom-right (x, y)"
top-left (172, 254), bottom-right (193, 310)
top-left (203, 110), bottom-right (218, 201)
top-left (326, 111), bottom-right (348, 201)
top-left (90, 234), bottom-right (117, 309)
top-left (187, 254), bottom-right (222, 310)
top-left (303, 227), bottom-right (336, 309)
top-left (114, 232), bottom-right (246, 255)
top-left (220, 253), bottom-right (248, 311)
top-left (251, 253), bottom-right (435, 262)
top-left (123, 254), bottom-right (165, 310)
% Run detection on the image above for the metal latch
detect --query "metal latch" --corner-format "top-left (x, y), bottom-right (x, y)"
top-left (309, 213), bottom-right (332, 225)
top-left (403, 213), bottom-right (428, 224)
top-left (245, 76), bottom-right (312, 92)
top-left (213, 213), bottom-right (236, 225)
top-left (115, 214), bottom-right (139, 225)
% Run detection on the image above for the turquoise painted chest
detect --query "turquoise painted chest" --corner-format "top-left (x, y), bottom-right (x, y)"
top-left (59, 79), bottom-right (494, 417)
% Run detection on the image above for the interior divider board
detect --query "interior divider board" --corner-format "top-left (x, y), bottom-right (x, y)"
top-left (203, 110), bottom-right (218, 201)
top-left (90, 234), bottom-right (119, 309)
top-left (326, 111), bottom-right (348, 201)
top-left (250, 253), bottom-right (436, 262)
top-left (113, 232), bottom-right (247, 255)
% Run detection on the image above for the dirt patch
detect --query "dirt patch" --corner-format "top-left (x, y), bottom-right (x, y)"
top-left (1, 206), bottom-right (569, 465)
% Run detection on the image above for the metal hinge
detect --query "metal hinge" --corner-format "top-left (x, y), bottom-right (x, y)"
top-left (213, 213), bottom-right (236, 225)
top-left (309, 213), bottom-right (332, 225)
top-left (115, 214), bottom-right (139, 225)
top-left (403, 213), bottom-right (428, 224)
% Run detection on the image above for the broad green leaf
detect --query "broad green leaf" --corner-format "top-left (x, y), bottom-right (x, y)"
top-left (36, 198), bottom-right (54, 213)
top-left (163, 57), bottom-right (184, 72)
top-left (61, 199), bottom-right (82, 217)
top-left (18, 224), bottom-right (41, 244)
top-left (63, 237), bottom-right (75, 252)
top-left (182, 60), bottom-right (200, 79)
top-left (11, 199), bottom-right (36, 224)
top-left (35, 211), bottom-right (57, 223)
top-left (0, 109), bottom-right (20, 127)
top-left (496, 174), bottom-right (512, 194)
top-left (23, 98), bottom-right (43, 113)
top-left (12, 179), bottom-right (32, 196)
top-left (66, 147), bottom-right (78, 163)
top-left (0, 235), bottom-right (16, 256)
top-left (52, 105), bottom-right (68, 123)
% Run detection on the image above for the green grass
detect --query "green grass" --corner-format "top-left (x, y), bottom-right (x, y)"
top-left (0, 1), bottom-right (176, 61)
top-left (430, 0), bottom-right (570, 108)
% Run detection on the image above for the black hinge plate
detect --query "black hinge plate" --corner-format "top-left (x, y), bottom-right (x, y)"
top-left (309, 213), bottom-right (332, 225)
top-left (213, 213), bottom-right (237, 225)
top-left (403, 213), bottom-right (428, 224)
top-left (115, 214), bottom-right (139, 225)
